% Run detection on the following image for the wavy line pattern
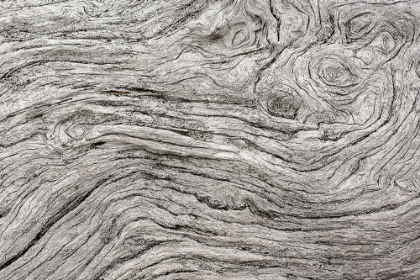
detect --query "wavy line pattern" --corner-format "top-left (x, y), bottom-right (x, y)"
top-left (1, 0), bottom-right (420, 279)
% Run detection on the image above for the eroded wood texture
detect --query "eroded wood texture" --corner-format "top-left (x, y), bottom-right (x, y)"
top-left (1, 0), bottom-right (420, 279)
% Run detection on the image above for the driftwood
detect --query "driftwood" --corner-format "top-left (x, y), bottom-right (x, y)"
top-left (1, 0), bottom-right (420, 279)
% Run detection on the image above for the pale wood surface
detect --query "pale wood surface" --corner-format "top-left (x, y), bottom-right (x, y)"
top-left (1, 0), bottom-right (420, 279)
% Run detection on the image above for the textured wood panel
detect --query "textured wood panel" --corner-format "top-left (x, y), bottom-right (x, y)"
top-left (1, 0), bottom-right (420, 279)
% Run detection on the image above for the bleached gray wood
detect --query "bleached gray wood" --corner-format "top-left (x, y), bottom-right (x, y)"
top-left (1, 0), bottom-right (420, 279)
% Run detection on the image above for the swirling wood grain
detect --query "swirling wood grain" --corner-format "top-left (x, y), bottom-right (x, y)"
top-left (1, 0), bottom-right (420, 279)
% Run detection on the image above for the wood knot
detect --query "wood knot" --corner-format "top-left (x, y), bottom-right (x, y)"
top-left (266, 92), bottom-right (301, 119)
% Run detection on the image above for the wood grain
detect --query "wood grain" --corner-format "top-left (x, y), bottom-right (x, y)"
top-left (1, 0), bottom-right (420, 279)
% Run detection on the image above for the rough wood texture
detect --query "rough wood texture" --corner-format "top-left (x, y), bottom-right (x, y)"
top-left (1, 0), bottom-right (420, 279)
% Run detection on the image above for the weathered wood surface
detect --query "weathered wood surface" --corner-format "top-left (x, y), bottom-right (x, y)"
top-left (1, 0), bottom-right (420, 279)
